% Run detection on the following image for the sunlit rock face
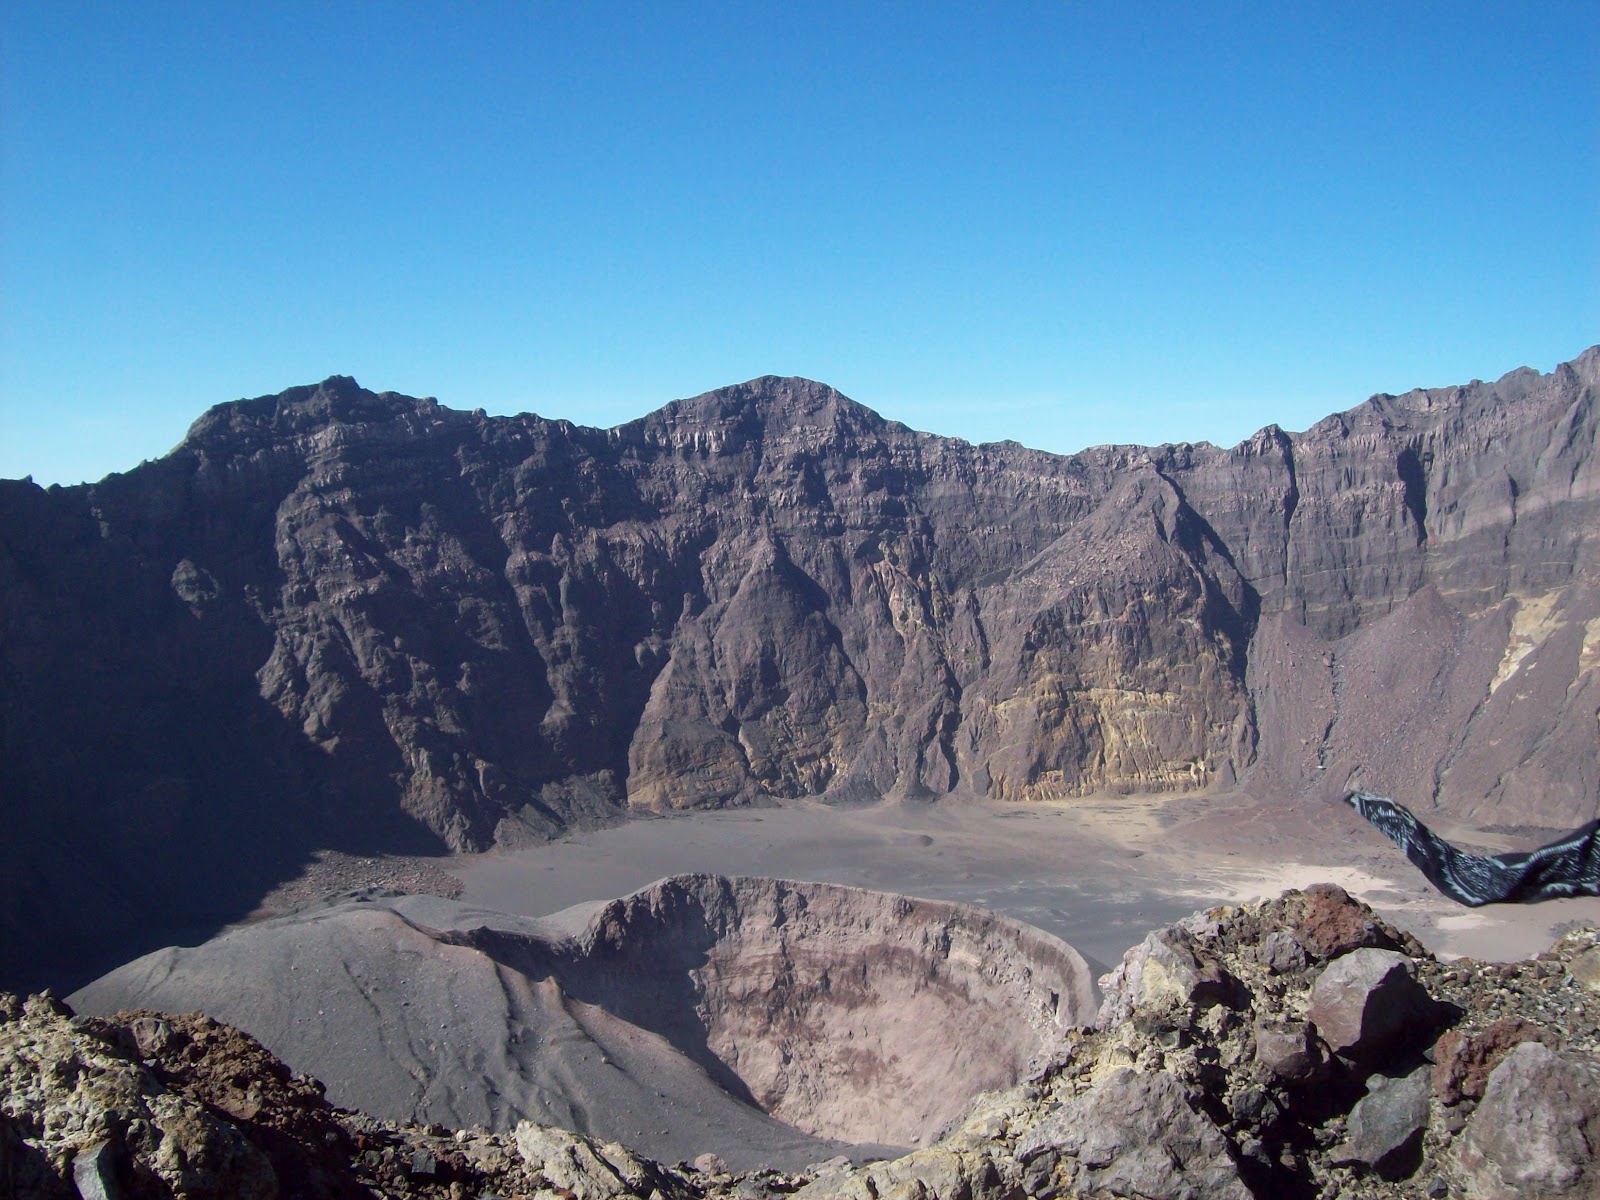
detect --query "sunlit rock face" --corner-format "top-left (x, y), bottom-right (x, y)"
top-left (70, 876), bottom-right (1099, 1168)
top-left (5, 349), bottom-right (1599, 991)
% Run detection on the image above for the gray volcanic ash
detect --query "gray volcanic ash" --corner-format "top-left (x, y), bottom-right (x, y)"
top-left (68, 876), bottom-right (1098, 1169)
top-left (11, 886), bottom-right (1600, 1199)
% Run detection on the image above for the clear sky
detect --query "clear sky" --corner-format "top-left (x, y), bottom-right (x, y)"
top-left (3, 3), bottom-right (1596, 486)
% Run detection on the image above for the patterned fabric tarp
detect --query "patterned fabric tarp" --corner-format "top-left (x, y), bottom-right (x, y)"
top-left (1347, 791), bottom-right (1600, 906)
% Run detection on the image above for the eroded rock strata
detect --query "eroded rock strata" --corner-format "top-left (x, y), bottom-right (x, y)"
top-left (8, 887), bottom-right (1600, 1199)
top-left (3, 352), bottom-right (1598, 989)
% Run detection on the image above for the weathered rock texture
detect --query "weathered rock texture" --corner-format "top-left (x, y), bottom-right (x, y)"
top-left (69, 876), bottom-right (1098, 1168)
top-left (800, 888), bottom-right (1600, 1200)
top-left (15, 888), bottom-right (1600, 1199)
top-left (3, 351), bottom-right (1599, 989)
top-left (0, 989), bottom-right (715, 1200)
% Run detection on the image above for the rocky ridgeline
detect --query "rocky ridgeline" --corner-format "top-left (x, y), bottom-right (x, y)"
top-left (5, 353), bottom-right (1599, 993)
top-left (7, 886), bottom-right (1600, 1199)
top-left (0, 992), bottom-right (712, 1200)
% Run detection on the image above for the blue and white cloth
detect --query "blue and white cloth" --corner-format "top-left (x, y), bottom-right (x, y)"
top-left (1347, 791), bottom-right (1600, 906)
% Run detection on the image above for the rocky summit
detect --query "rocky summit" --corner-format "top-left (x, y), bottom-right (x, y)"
top-left (3, 352), bottom-right (1598, 991)
top-left (6, 887), bottom-right (1600, 1199)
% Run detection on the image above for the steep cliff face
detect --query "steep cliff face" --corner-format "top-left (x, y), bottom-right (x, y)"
top-left (1162, 349), bottom-right (1600, 635)
top-left (0, 377), bottom-right (1254, 848)
top-left (3, 352), bottom-right (1597, 989)
top-left (1167, 348), bottom-right (1600, 826)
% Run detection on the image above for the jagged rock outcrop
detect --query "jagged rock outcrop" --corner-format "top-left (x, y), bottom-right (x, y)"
top-left (1456, 1040), bottom-right (1600, 1199)
top-left (0, 993), bottom-right (279, 1199)
top-left (3, 352), bottom-right (1598, 990)
top-left (13, 888), bottom-right (1600, 1199)
top-left (794, 886), bottom-right (1600, 1200)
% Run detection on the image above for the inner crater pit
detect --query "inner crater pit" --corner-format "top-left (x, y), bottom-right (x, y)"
top-left (565, 875), bottom-right (1101, 1147)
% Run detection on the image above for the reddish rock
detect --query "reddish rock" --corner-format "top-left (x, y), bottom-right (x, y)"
top-left (1288, 885), bottom-right (1401, 960)
top-left (1306, 948), bottom-right (1435, 1059)
top-left (1433, 1017), bottom-right (1557, 1105)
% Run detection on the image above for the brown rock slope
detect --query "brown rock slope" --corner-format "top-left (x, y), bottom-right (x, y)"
top-left (67, 877), bottom-right (1098, 1169)
top-left (11, 888), bottom-right (1600, 1198)
top-left (3, 351), bottom-right (1598, 990)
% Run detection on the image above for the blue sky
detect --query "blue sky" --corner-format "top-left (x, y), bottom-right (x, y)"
top-left (3, 2), bottom-right (1596, 486)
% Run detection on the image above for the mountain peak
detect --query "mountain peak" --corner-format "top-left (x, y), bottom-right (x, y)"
top-left (656, 375), bottom-right (889, 437)
top-left (177, 376), bottom-right (444, 458)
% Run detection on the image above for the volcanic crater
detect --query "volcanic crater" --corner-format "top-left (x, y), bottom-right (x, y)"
top-left (71, 875), bottom-right (1100, 1168)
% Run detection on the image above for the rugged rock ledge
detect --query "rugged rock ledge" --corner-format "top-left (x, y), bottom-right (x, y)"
top-left (8, 886), bottom-right (1600, 1199)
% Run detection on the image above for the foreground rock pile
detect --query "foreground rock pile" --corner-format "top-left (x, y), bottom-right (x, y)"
top-left (0, 991), bottom-right (721, 1200)
top-left (6, 885), bottom-right (1600, 1198)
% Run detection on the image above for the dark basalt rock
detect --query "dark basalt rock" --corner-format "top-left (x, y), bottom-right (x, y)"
top-left (1337, 1066), bottom-right (1430, 1180)
top-left (1253, 1018), bottom-right (1324, 1085)
top-left (3, 352), bottom-right (1599, 991)
top-left (1015, 1067), bottom-right (1252, 1200)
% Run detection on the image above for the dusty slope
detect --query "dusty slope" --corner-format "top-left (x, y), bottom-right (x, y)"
top-left (69, 876), bottom-right (1097, 1169)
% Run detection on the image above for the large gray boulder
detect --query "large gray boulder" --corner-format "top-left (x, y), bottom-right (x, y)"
top-left (1016, 1068), bottom-right (1251, 1200)
top-left (1457, 1041), bottom-right (1600, 1199)
top-left (1337, 1066), bottom-right (1430, 1179)
top-left (1306, 947), bottom-right (1435, 1059)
